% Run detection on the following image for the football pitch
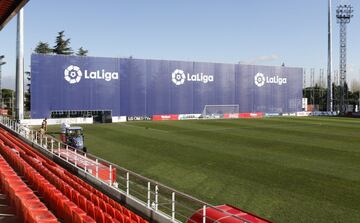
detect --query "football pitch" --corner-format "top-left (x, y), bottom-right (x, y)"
top-left (48, 117), bottom-right (360, 222)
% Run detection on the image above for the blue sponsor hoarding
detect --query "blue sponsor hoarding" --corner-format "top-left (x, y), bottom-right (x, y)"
top-left (31, 54), bottom-right (303, 118)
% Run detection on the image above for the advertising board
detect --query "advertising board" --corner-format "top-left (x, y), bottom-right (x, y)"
top-left (31, 55), bottom-right (303, 118)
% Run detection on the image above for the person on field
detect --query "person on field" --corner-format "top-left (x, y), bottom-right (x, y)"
top-left (60, 122), bottom-right (70, 143)
top-left (41, 118), bottom-right (48, 133)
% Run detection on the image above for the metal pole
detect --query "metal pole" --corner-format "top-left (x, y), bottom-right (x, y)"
top-left (84, 155), bottom-right (87, 172)
top-left (202, 205), bottom-right (206, 223)
top-left (15, 9), bottom-right (24, 121)
top-left (171, 192), bottom-right (176, 221)
top-left (155, 185), bottom-right (158, 211)
top-left (74, 149), bottom-right (77, 167)
top-left (147, 182), bottom-right (151, 208)
top-left (327, 0), bottom-right (333, 111)
top-left (58, 142), bottom-right (61, 157)
top-left (95, 159), bottom-right (99, 178)
top-left (126, 172), bottom-right (130, 195)
top-left (51, 139), bottom-right (54, 153)
top-left (109, 165), bottom-right (112, 185)
top-left (66, 145), bottom-right (69, 161)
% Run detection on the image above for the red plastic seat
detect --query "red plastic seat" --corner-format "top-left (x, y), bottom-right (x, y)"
top-left (91, 194), bottom-right (99, 207)
top-left (82, 215), bottom-right (97, 223)
top-left (99, 199), bottom-right (107, 211)
top-left (63, 200), bottom-right (78, 222)
top-left (114, 209), bottom-right (124, 223)
top-left (55, 194), bottom-right (69, 219)
top-left (95, 207), bottom-right (105, 223)
top-left (114, 202), bottom-right (124, 213)
top-left (125, 216), bottom-right (132, 223)
top-left (106, 203), bottom-right (115, 217)
top-left (86, 200), bottom-right (96, 219)
top-left (71, 190), bottom-right (80, 206)
top-left (103, 195), bottom-right (109, 203)
top-left (78, 194), bottom-right (87, 211)
top-left (131, 212), bottom-right (141, 223)
top-left (64, 185), bottom-right (73, 199)
top-left (104, 212), bottom-right (114, 223)
top-left (71, 206), bottom-right (87, 223)
top-left (109, 199), bottom-right (116, 207)
top-left (123, 208), bottom-right (131, 218)
top-left (29, 210), bottom-right (58, 223)
top-left (22, 200), bottom-right (48, 223)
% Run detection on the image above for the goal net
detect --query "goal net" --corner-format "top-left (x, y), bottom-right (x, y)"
top-left (201, 104), bottom-right (240, 118)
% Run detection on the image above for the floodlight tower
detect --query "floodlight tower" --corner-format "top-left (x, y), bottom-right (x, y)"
top-left (336, 4), bottom-right (354, 113)
top-left (327, 0), bottom-right (333, 112)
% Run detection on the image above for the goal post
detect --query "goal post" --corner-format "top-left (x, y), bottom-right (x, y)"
top-left (201, 104), bottom-right (240, 118)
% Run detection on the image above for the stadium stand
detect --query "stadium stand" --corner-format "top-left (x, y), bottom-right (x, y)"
top-left (0, 155), bottom-right (58, 222)
top-left (0, 126), bottom-right (149, 223)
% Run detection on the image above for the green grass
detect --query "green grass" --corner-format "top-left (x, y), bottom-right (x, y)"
top-left (48, 117), bottom-right (360, 222)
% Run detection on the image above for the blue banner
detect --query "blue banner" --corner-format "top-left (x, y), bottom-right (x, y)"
top-left (31, 54), bottom-right (303, 118)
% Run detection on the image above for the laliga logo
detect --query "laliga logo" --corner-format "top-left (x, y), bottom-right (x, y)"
top-left (254, 72), bottom-right (287, 87)
top-left (171, 69), bottom-right (214, 86)
top-left (64, 65), bottom-right (119, 84)
top-left (64, 65), bottom-right (82, 84)
top-left (172, 69), bottom-right (186, 86)
top-left (254, 73), bottom-right (266, 87)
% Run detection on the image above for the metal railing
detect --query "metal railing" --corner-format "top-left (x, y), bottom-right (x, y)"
top-left (0, 116), bottom-right (255, 223)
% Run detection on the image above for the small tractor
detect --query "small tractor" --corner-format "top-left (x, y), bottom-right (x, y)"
top-left (64, 126), bottom-right (87, 152)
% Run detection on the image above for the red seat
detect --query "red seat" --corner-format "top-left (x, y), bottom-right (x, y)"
top-left (71, 190), bottom-right (80, 206)
top-left (131, 212), bottom-right (141, 223)
top-left (109, 199), bottom-right (116, 207)
top-left (29, 209), bottom-right (58, 223)
top-left (91, 194), bottom-right (99, 207)
top-left (114, 209), bottom-right (124, 223)
top-left (16, 191), bottom-right (39, 209)
top-left (99, 199), bottom-right (107, 211)
top-left (55, 194), bottom-right (69, 219)
top-left (103, 195), bottom-right (109, 203)
top-left (86, 200), bottom-right (96, 219)
top-left (104, 212), bottom-right (114, 223)
top-left (82, 215), bottom-right (97, 223)
top-left (95, 207), bottom-right (105, 223)
top-left (63, 200), bottom-right (78, 222)
top-left (71, 206), bottom-right (87, 223)
top-left (78, 194), bottom-right (87, 211)
top-left (106, 203), bottom-right (115, 217)
top-left (64, 185), bottom-right (73, 199)
top-left (114, 202), bottom-right (124, 213)
top-left (123, 208), bottom-right (131, 218)
top-left (125, 216), bottom-right (132, 223)
top-left (22, 200), bottom-right (48, 223)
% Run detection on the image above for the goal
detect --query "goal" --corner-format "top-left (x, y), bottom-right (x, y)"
top-left (201, 104), bottom-right (239, 118)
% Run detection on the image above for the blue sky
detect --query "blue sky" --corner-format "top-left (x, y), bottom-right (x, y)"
top-left (0, 0), bottom-right (359, 89)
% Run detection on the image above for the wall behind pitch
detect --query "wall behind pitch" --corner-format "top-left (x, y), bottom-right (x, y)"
top-left (31, 54), bottom-right (302, 118)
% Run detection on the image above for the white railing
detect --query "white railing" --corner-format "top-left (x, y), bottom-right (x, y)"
top-left (0, 116), bottom-right (255, 223)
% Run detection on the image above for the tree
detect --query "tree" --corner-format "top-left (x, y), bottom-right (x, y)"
top-left (53, 31), bottom-right (73, 55)
top-left (25, 71), bottom-right (31, 111)
top-left (1, 89), bottom-right (14, 115)
top-left (34, 41), bottom-right (53, 54)
top-left (76, 47), bottom-right (88, 56)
